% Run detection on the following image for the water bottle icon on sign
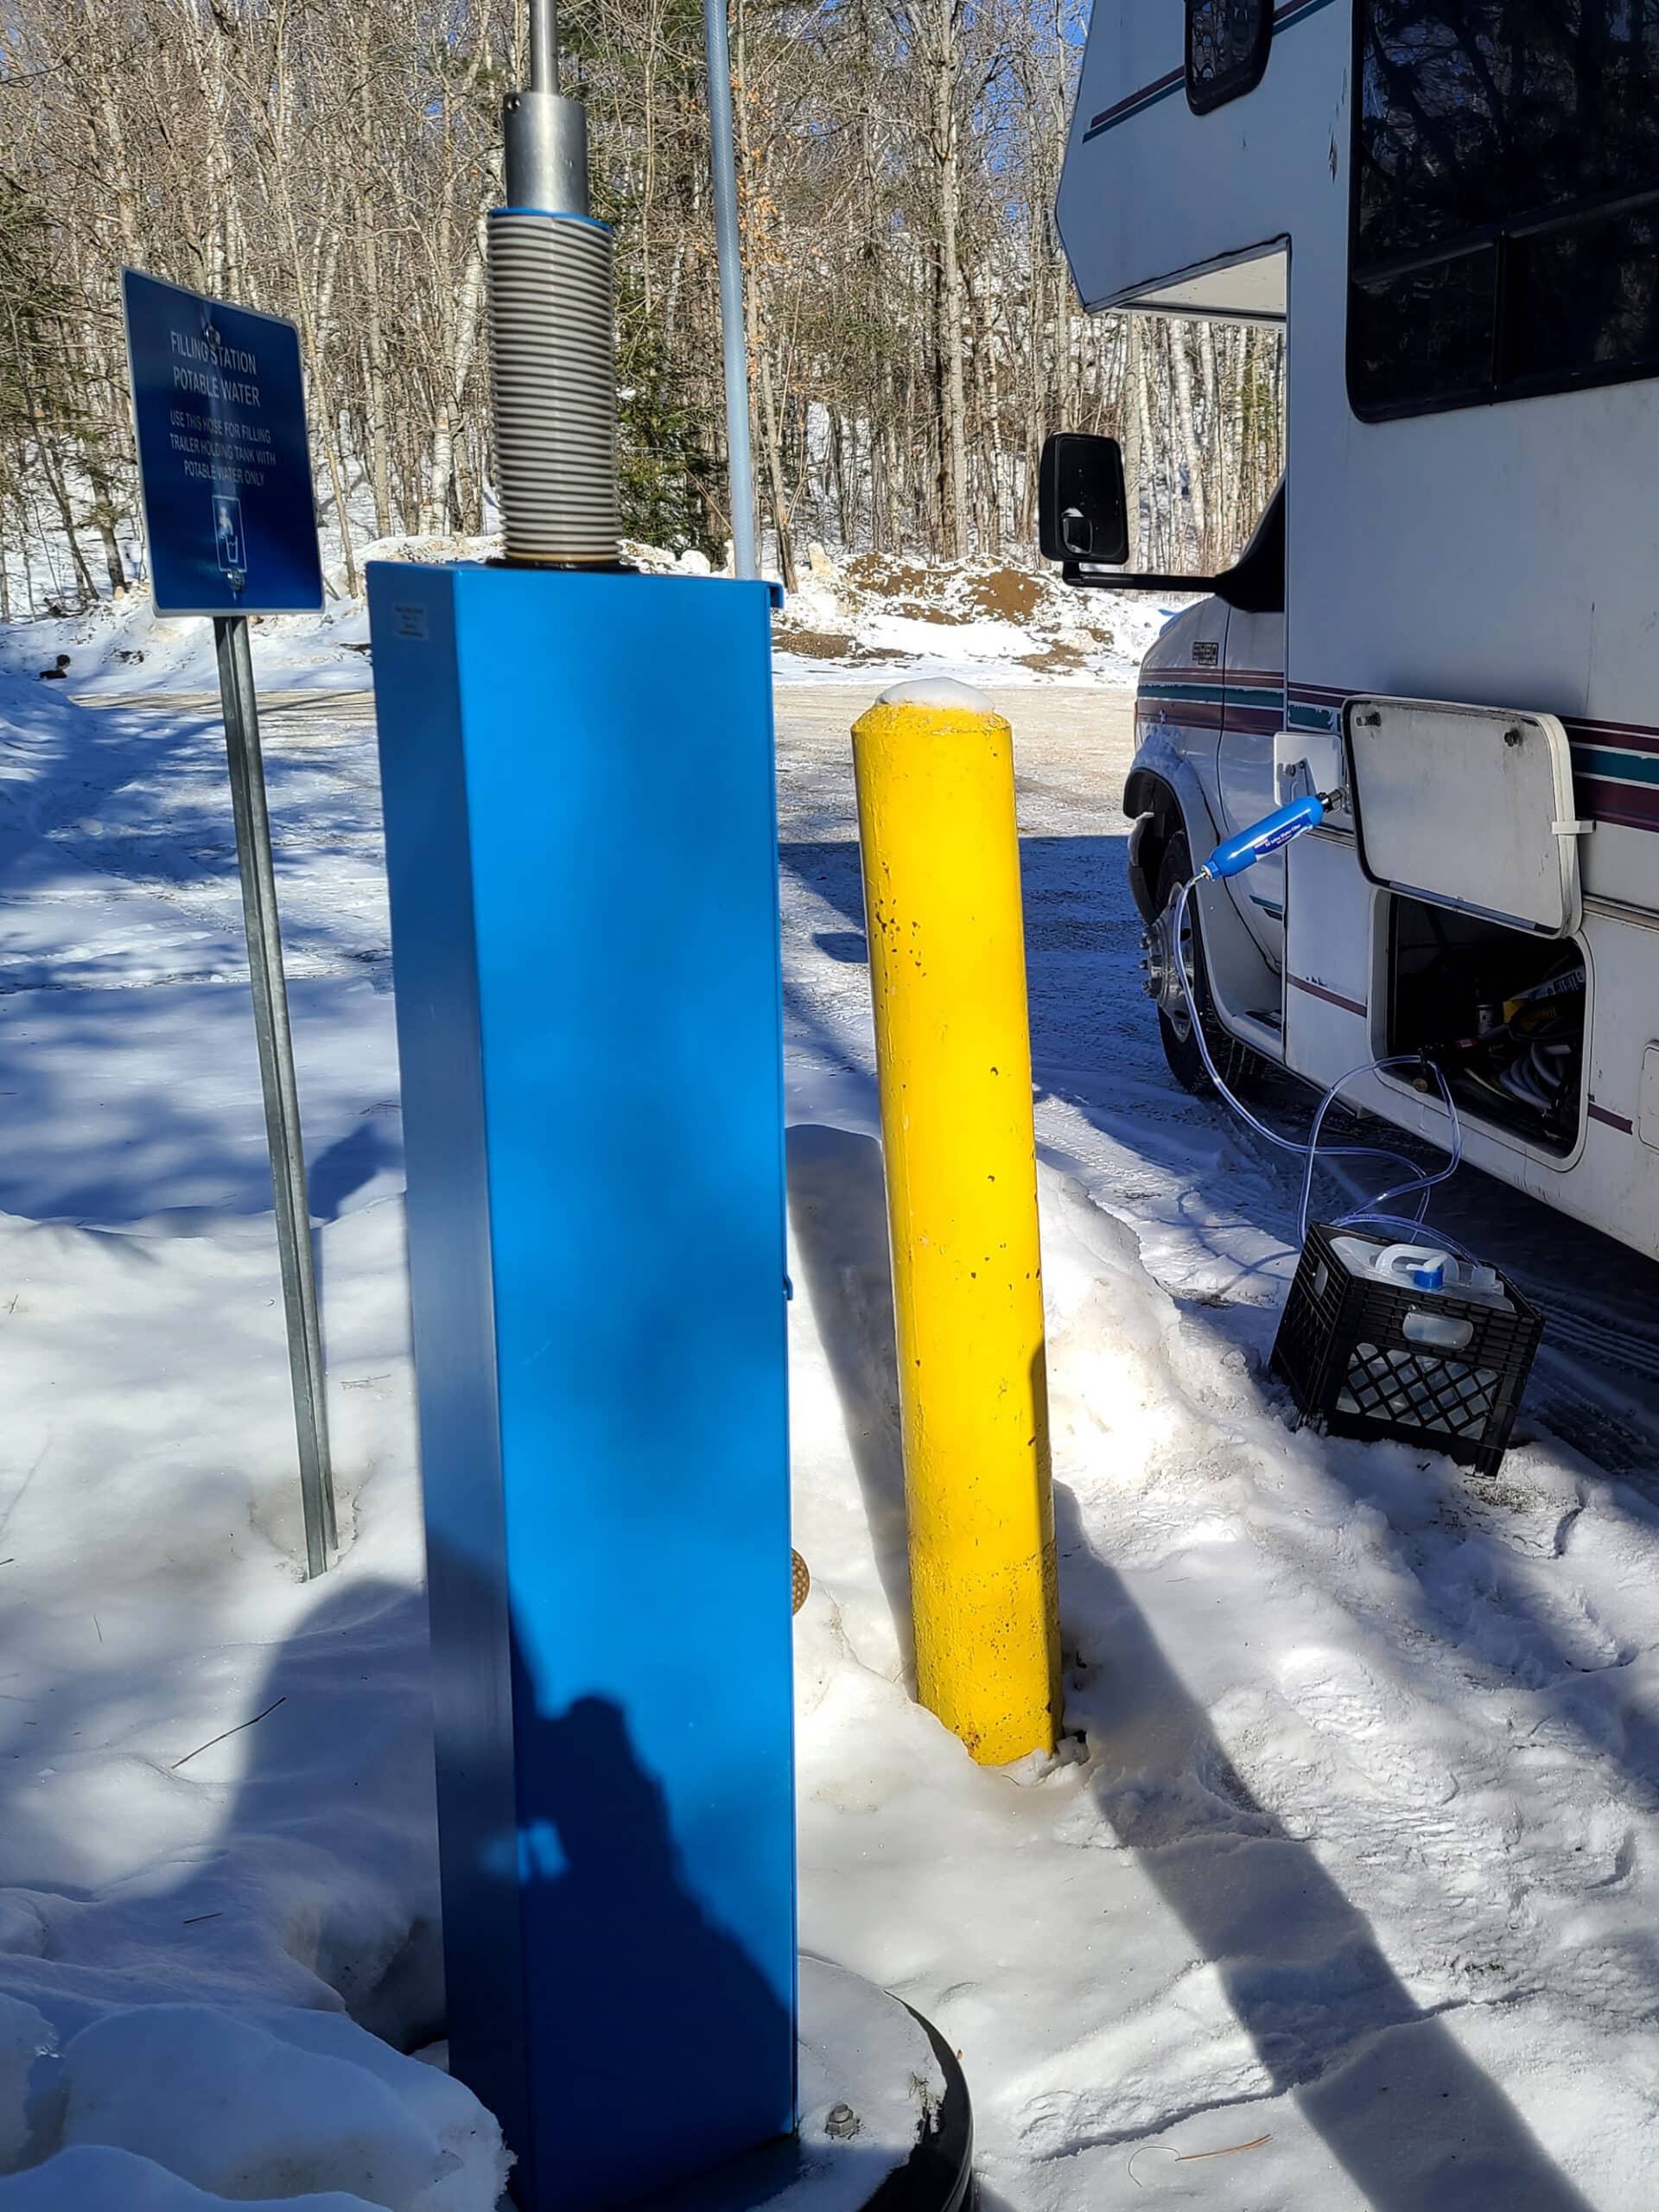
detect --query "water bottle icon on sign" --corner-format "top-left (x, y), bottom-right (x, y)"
top-left (213, 492), bottom-right (246, 594)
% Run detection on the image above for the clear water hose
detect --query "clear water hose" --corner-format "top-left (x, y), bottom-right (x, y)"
top-left (1171, 874), bottom-right (1466, 1253)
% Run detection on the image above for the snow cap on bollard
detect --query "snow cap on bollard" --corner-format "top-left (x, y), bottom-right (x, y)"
top-left (877, 676), bottom-right (995, 715)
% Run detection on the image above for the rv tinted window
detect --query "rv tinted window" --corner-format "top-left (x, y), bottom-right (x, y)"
top-left (1185, 0), bottom-right (1272, 115)
top-left (1350, 0), bottom-right (1659, 417)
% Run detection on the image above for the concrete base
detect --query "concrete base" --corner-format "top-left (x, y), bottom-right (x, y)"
top-left (630, 1958), bottom-right (974, 2212)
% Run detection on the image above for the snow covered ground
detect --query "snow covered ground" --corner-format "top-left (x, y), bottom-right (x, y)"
top-left (2, 622), bottom-right (1659, 2208)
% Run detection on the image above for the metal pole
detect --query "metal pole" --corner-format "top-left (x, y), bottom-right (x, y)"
top-left (702, 0), bottom-right (758, 581)
top-left (528, 0), bottom-right (559, 93)
top-left (213, 615), bottom-right (337, 1578)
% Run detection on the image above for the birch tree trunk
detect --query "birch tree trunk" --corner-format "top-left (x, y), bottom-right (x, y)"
top-left (1122, 315), bottom-right (1147, 569)
top-left (428, 224), bottom-right (486, 540)
top-left (1169, 326), bottom-right (1206, 570)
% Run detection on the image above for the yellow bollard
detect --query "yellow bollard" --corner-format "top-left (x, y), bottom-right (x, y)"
top-left (851, 678), bottom-right (1060, 1764)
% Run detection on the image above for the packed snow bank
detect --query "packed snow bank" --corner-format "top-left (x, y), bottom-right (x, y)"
top-left (0, 2145), bottom-right (381, 2210)
top-left (42, 2006), bottom-right (496, 2207)
top-left (0, 2005), bottom-right (500, 2207)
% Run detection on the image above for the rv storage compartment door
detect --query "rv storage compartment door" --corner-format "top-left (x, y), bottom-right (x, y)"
top-left (1344, 697), bottom-right (1584, 938)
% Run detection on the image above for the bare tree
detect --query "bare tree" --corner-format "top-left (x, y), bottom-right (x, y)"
top-left (0, 0), bottom-right (1284, 604)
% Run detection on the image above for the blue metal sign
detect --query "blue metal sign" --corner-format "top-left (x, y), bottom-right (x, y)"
top-left (122, 269), bottom-right (323, 617)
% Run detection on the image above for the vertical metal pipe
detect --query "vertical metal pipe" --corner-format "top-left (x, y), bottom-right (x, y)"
top-left (529, 0), bottom-right (559, 93)
top-left (213, 614), bottom-right (337, 1578)
top-left (502, 93), bottom-right (589, 214)
top-left (702, 0), bottom-right (758, 581)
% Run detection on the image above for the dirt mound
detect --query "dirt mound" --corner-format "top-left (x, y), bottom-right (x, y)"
top-left (780, 629), bottom-right (855, 660)
top-left (836, 556), bottom-right (1049, 629)
top-left (840, 556), bottom-right (969, 625)
top-left (962, 569), bottom-right (1045, 624)
top-left (1016, 641), bottom-right (1090, 674)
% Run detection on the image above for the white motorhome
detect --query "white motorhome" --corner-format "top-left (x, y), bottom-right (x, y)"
top-left (1044, 0), bottom-right (1659, 1260)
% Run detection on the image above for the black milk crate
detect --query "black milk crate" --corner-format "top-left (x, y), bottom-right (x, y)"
top-left (1269, 1222), bottom-right (1543, 1477)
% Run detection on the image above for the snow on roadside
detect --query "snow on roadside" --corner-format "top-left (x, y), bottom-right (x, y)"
top-left (0, 537), bottom-right (1187, 700)
top-left (0, 593), bottom-right (372, 701)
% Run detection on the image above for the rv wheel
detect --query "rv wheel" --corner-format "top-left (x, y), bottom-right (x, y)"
top-left (1150, 833), bottom-right (1261, 1097)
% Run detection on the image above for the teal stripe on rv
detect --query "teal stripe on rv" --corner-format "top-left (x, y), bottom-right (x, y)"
top-left (1141, 680), bottom-right (1225, 705)
top-left (1574, 745), bottom-right (1659, 789)
top-left (1141, 679), bottom-right (1285, 710)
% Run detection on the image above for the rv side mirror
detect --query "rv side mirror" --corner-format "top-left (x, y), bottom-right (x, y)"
top-left (1039, 432), bottom-right (1129, 566)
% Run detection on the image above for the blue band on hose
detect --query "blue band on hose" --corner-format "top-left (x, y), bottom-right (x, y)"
top-left (491, 207), bottom-right (614, 233)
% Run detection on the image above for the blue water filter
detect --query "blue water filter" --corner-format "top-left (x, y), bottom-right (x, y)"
top-left (1199, 793), bottom-right (1326, 880)
top-left (368, 563), bottom-right (796, 2211)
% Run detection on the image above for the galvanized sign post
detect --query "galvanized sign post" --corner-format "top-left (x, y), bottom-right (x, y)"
top-left (122, 268), bottom-right (336, 1577)
top-left (701, 0), bottom-right (758, 581)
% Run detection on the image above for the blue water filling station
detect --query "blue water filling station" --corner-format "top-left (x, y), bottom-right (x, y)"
top-left (369, 10), bottom-right (973, 2209)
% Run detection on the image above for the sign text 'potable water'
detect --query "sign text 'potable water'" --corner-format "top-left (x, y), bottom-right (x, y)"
top-left (122, 268), bottom-right (322, 618)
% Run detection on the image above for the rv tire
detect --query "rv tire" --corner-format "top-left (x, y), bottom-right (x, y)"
top-left (1153, 832), bottom-right (1262, 1097)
